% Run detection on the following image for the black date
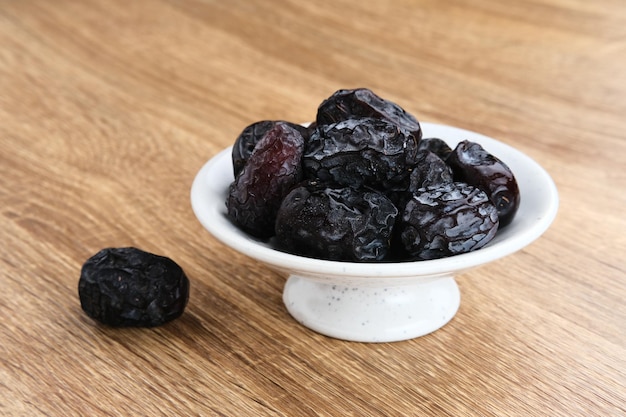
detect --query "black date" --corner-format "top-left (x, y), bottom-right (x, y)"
top-left (78, 247), bottom-right (189, 327)
top-left (397, 183), bottom-right (499, 260)
top-left (304, 117), bottom-right (418, 190)
top-left (446, 140), bottom-right (520, 227)
top-left (275, 182), bottom-right (398, 262)
top-left (316, 88), bottom-right (422, 141)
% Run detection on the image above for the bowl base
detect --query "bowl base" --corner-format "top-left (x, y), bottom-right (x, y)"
top-left (283, 276), bottom-right (460, 343)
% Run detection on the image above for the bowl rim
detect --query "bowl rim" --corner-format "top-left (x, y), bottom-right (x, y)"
top-left (190, 122), bottom-right (559, 280)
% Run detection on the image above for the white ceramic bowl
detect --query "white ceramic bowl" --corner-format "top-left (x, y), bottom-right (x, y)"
top-left (191, 123), bottom-right (559, 342)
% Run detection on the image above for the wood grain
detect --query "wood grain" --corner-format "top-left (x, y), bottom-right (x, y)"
top-left (1, 0), bottom-right (624, 415)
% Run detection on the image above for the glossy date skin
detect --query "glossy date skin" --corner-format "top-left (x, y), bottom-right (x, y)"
top-left (418, 137), bottom-right (453, 161)
top-left (304, 117), bottom-right (419, 190)
top-left (397, 182), bottom-right (499, 260)
top-left (385, 149), bottom-right (454, 212)
top-left (316, 88), bottom-right (422, 142)
top-left (409, 150), bottom-right (453, 191)
top-left (275, 182), bottom-right (398, 262)
top-left (446, 140), bottom-right (520, 227)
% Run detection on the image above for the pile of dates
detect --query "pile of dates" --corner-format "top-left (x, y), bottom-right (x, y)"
top-left (226, 88), bottom-right (520, 262)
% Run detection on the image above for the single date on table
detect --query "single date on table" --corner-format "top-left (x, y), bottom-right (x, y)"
top-left (78, 247), bottom-right (189, 327)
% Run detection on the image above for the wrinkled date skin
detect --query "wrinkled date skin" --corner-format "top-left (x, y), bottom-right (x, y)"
top-left (231, 120), bottom-right (309, 177)
top-left (418, 137), bottom-right (453, 161)
top-left (275, 182), bottom-right (398, 262)
top-left (409, 150), bottom-right (453, 191)
top-left (227, 122), bottom-right (305, 238)
top-left (398, 182), bottom-right (499, 260)
top-left (304, 118), bottom-right (419, 189)
top-left (446, 140), bottom-right (520, 227)
top-left (78, 247), bottom-right (189, 327)
top-left (385, 150), bottom-right (453, 211)
top-left (316, 88), bottom-right (422, 141)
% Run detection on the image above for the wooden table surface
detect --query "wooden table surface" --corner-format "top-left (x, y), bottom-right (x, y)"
top-left (1, 0), bottom-right (625, 415)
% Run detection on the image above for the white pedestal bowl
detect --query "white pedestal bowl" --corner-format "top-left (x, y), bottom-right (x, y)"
top-left (191, 123), bottom-right (559, 342)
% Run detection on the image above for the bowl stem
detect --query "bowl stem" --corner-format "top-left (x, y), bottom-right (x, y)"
top-left (282, 275), bottom-right (460, 342)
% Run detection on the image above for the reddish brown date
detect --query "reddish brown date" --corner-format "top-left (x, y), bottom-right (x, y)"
top-left (226, 122), bottom-right (305, 238)
top-left (231, 120), bottom-right (309, 177)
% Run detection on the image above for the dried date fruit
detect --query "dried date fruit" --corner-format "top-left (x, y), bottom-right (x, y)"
top-left (385, 150), bottom-right (453, 211)
top-left (303, 117), bottom-right (419, 190)
top-left (227, 122), bottom-right (305, 238)
top-left (78, 247), bottom-right (189, 327)
top-left (317, 88), bottom-right (422, 141)
top-left (397, 182), bottom-right (499, 260)
top-left (409, 150), bottom-right (454, 191)
top-left (418, 137), bottom-right (453, 161)
top-left (275, 182), bottom-right (398, 262)
top-left (446, 140), bottom-right (520, 227)
top-left (232, 120), bottom-right (309, 177)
